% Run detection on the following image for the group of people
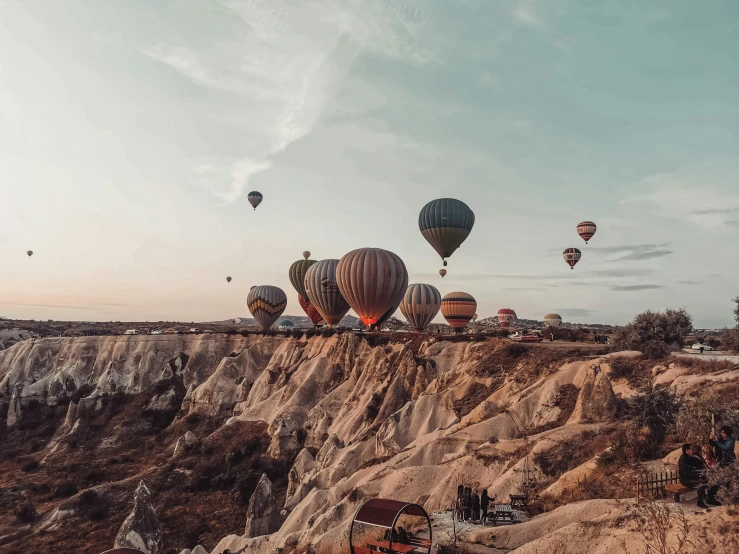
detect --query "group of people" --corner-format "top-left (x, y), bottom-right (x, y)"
top-left (594, 334), bottom-right (609, 344)
top-left (456, 486), bottom-right (492, 523)
top-left (678, 426), bottom-right (736, 509)
top-left (383, 526), bottom-right (410, 544)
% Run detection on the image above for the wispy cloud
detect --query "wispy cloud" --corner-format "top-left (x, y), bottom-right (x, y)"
top-left (556, 308), bottom-right (594, 317)
top-left (678, 280), bottom-right (700, 285)
top-left (610, 284), bottom-right (664, 292)
top-left (624, 168), bottom-right (739, 230)
top-left (512, 5), bottom-right (542, 27)
top-left (140, 0), bottom-right (439, 203)
top-left (589, 242), bottom-right (673, 262)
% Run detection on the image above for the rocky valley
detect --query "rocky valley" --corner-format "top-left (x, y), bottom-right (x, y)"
top-left (1, 333), bottom-right (737, 554)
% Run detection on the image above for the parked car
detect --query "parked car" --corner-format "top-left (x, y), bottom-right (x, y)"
top-left (189, 328), bottom-right (200, 334)
top-left (123, 329), bottom-right (137, 335)
top-left (691, 343), bottom-right (714, 351)
top-left (150, 330), bottom-right (163, 335)
top-left (510, 334), bottom-right (543, 343)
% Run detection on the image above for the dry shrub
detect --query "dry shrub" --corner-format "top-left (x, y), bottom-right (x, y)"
top-left (706, 462), bottom-right (739, 505)
top-left (618, 501), bottom-right (692, 554)
top-left (675, 389), bottom-right (739, 443)
top-left (534, 429), bottom-right (613, 479)
top-left (671, 356), bottom-right (734, 374)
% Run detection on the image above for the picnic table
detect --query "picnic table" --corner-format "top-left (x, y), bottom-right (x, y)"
top-left (509, 494), bottom-right (528, 510)
top-left (365, 539), bottom-right (417, 553)
top-left (489, 504), bottom-right (515, 525)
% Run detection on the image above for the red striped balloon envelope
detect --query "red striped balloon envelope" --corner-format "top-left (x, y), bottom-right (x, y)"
top-left (563, 248), bottom-right (582, 269)
top-left (440, 292), bottom-right (477, 330)
top-left (298, 294), bottom-right (325, 326)
top-left (498, 308), bottom-right (517, 328)
top-left (577, 221), bottom-right (597, 244)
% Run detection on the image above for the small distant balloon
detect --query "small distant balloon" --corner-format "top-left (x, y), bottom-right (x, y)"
top-left (27, 250), bottom-right (33, 257)
top-left (234, 318), bottom-right (242, 325)
top-left (577, 221), bottom-right (597, 244)
top-left (472, 314), bottom-right (478, 322)
top-left (563, 248), bottom-right (582, 270)
top-left (303, 251), bottom-right (311, 260)
top-left (247, 191), bottom-right (263, 211)
top-left (439, 269), bottom-right (447, 278)
top-left (226, 276), bottom-right (232, 283)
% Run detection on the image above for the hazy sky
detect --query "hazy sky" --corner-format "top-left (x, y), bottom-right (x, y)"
top-left (1, 0), bottom-right (738, 327)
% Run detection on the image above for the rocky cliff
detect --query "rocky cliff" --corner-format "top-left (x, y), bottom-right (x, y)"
top-left (1, 334), bottom-right (737, 554)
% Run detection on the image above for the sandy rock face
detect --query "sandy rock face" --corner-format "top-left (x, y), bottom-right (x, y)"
top-left (7, 382), bottom-right (23, 426)
top-left (173, 431), bottom-right (200, 457)
top-left (569, 365), bottom-right (617, 423)
top-left (245, 473), bottom-right (284, 538)
top-left (286, 448), bottom-right (317, 507)
top-left (114, 480), bottom-right (164, 554)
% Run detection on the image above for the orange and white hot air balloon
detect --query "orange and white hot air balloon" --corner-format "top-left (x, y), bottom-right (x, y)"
top-left (577, 221), bottom-right (597, 244)
top-left (563, 248), bottom-right (582, 269)
top-left (497, 308), bottom-right (517, 328)
top-left (440, 292), bottom-right (477, 332)
top-left (544, 314), bottom-right (562, 328)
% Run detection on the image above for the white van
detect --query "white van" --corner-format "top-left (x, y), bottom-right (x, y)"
top-left (124, 329), bottom-right (137, 335)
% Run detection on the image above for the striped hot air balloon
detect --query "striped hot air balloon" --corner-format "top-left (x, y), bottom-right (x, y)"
top-left (298, 294), bottom-right (325, 327)
top-left (304, 259), bottom-right (350, 327)
top-left (289, 257), bottom-right (317, 300)
top-left (247, 285), bottom-right (287, 330)
top-left (498, 308), bottom-right (517, 328)
top-left (336, 248), bottom-right (408, 330)
top-left (544, 314), bottom-right (562, 328)
top-left (419, 198), bottom-right (475, 266)
top-left (577, 221), bottom-right (597, 244)
top-left (563, 248), bottom-right (582, 269)
top-left (440, 291), bottom-right (477, 331)
top-left (399, 284), bottom-right (441, 332)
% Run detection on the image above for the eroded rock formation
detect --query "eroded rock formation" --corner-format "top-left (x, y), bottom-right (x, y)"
top-left (244, 473), bottom-right (284, 538)
top-left (114, 481), bottom-right (163, 554)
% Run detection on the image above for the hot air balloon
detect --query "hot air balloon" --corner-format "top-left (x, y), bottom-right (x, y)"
top-left (544, 314), bottom-right (562, 328)
top-left (303, 251), bottom-right (311, 260)
top-left (247, 191), bottom-right (263, 210)
top-left (399, 284), bottom-right (441, 332)
top-left (247, 285), bottom-right (287, 330)
top-left (336, 248), bottom-right (409, 330)
top-left (226, 276), bottom-right (232, 283)
top-left (419, 198), bottom-right (475, 266)
top-left (298, 294), bottom-right (325, 327)
top-left (439, 269), bottom-right (447, 278)
top-left (250, 286), bottom-right (256, 291)
top-left (304, 259), bottom-right (350, 327)
top-left (289, 257), bottom-right (317, 300)
top-left (234, 318), bottom-right (242, 325)
top-left (440, 292), bottom-right (477, 332)
top-left (27, 250), bottom-right (33, 257)
top-left (472, 314), bottom-right (478, 322)
top-left (563, 248), bottom-right (582, 269)
top-left (498, 308), bottom-right (517, 328)
top-left (577, 221), bottom-right (597, 244)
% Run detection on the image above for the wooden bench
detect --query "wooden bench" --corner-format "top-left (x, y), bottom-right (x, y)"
top-left (353, 547), bottom-right (373, 554)
top-left (509, 494), bottom-right (528, 510)
top-left (665, 483), bottom-right (692, 502)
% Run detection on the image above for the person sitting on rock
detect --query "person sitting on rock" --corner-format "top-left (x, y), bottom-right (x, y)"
top-left (678, 444), bottom-right (716, 508)
top-left (710, 426), bottom-right (736, 467)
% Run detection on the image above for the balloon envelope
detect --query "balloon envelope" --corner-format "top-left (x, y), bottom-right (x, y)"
top-left (303, 251), bottom-right (311, 260)
top-left (336, 248), bottom-right (409, 329)
top-left (304, 259), bottom-right (350, 327)
top-left (419, 198), bottom-right (475, 265)
top-left (439, 269), bottom-right (447, 278)
top-left (247, 191), bottom-right (263, 210)
top-left (577, 221), bottom-right (597, 244)
top-left (289, 258), bottom-right (317, 301)
top-left (226, 276), bottom-right (232, 283)
top-left (563, 248), bottom-right (582, 269)
top-left (498, 308), bottom-right (517, 328)
top-left (298, 294), bottom-right (325, 326)
top-left (544, 314), bottom-right (562, 328)
top-left (247, 285), bottom-right (287, 330)
top-left (441, 291), bottom-right (477, 330)
top-left (399, 284), bottom-right (441, 332)
top-left (27, 250), bottom-right (33, 257)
